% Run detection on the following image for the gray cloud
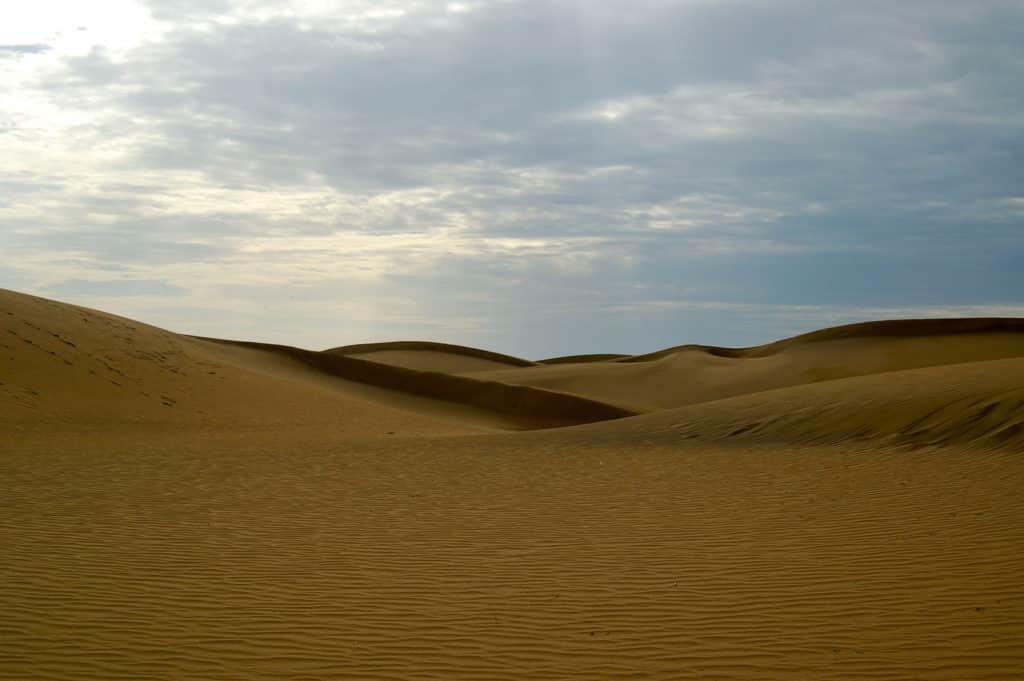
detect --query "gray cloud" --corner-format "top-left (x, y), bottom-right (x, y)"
top-left (43, 278), bottom-right (188, 298)
top-left (47, 2), bottom-right (1024, 205)
top-left (140, 0), bottom-right (231, 21)
top-left (0, 44), bottom-right (50, 56)
top-left (3, 0), bottom-right (1022, 353)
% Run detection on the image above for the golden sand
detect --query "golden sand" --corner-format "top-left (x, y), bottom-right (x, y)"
top-left (2, 288), bottom-right (1022, 679)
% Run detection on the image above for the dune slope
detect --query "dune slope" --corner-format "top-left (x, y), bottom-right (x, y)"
top-left (471, 322), bottom-right (1024, 410)
top-left (537, 353), bottom-right (631, 364)
top-left (622, 317), bottom-right (1024, 362)
top-left (562, 356), bottom-right (1024, 451)
top-left (0, 289), bottom-right (631, 434)
top-left (3, 290), bottom-right (1022, 680)
top-left (202, 337), bottom-right (637, 429)
top-left (0, 289), bottom-right (511, 436)
top-left (327, 340), bottom-right (535, 373)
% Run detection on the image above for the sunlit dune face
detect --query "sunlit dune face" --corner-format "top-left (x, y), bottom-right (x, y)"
top-left (2, 288), bottom-right (1024, 679)
top-left (2, 1), bottom-right (1023, 676)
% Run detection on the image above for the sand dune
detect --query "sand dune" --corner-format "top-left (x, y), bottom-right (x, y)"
top-left (561, 356), bottom-right (1024, 450)
top-left (621, 317), bottom-right (1024, 362)
top-left (471, 320), bottom-right (1024, 410)
top-left (328, 340), bottom-right (535, 373)
top-left (0, 289), bottom-right (505, 436)
top-left (537, 353), bottom-right (631, 364)
top-left (0, 289), bottom-right (632, 434)
top-left (3, 289), bottom-right (1022, 680)
top-left (202, 337), bottom-right (637, 429)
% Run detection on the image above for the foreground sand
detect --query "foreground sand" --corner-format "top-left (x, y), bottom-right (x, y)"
top-left (3, 430), bottom-right (1021, 680)
top-left (2, 289), bottom-right (1023, 679)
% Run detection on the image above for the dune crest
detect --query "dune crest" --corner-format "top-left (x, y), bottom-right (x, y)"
top-left (0, 289), bottom-right (632, 434)
top-left (557, 357), bottom-right (1024, 451)
top-left (202, 337), bottom-right (638, 429)
top-left (0, 289), bottom-right (492, 436)
top-left (537, 353), bottom-right (631, 364)
top-left (327, 340), bottom-right (535, 373)
top-left (622, 317), bottom-right (1024, 362)
top-left (3, 288), bottom-right (1023, 680)
top-left (5, 288), bottom-right (1023, 442)
top-left (472, 322), bottom-right (1024, 411)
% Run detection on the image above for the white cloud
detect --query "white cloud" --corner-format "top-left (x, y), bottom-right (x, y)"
top-left (0, 1), bottom-right (161, 53)
top-left (1, 0), bottom-right (1021, 354)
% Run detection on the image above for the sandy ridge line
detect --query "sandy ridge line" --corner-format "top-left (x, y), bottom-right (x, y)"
top-left (620, 317), bottom-right (1024, 363)
top-left (553, 357), bottom-right (1024, 452)
top-left (537, 353), bottom-right (632, 364)
top-left (327, 340), bottom-right (536, 367)
top-left (193, 336), bottom-right (639, 429)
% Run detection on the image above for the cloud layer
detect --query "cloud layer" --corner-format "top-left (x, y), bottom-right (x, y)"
top-left (2, 0), bottom-right (1022, 356)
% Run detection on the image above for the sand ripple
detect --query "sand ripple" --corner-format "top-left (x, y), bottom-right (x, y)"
top-left (2, 435), bottom-right (1021, 680)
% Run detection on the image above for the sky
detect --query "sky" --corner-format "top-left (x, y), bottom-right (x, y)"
top-left (2, 0), bottom-right (1023, 358)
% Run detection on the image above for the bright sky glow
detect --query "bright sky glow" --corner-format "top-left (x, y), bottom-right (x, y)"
top-left (1, 0), bottom-right (1022, 356)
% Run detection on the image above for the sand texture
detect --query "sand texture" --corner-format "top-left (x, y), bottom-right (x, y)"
top-left (470, 323), bottom-right (1024, 411)
top-left (328, 340), bottom-right (536, 373)
top-left (2, 288), bottom-right (1023, 680)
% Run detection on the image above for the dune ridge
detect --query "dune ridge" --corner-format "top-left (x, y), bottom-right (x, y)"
top-left (328, 339), bottom-right (535, 365)
top-left (471, 325), bottom-right (1024, 411)
top-left (200, 337), bottom-right (638, 428)
top-left (3, 288), bottom-right (1023, 680)
top-left (620, 317), bottom-right (1024, 362)
top-left (328, 340), bottom-right (536, 373)
top-left (537, 353), bottom-right (631, 364)
top-left (0, 289), bottom-right (634, 434)
top-left (0, 289), bottom-right (515, 436)
top-left (5, 287), bottom-right (1023, 443)
top-left (556, 357), bottom-right (1024, 451)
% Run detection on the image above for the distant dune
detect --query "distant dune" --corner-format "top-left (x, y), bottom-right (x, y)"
top-left (0, 288), bottom-right (505, 436)
top-left (471, 320), bottom-right (1024, 412)
top-left (3, 287), bottom-right (1022, 680)
top-left (203, 336), bottom-right (636, 429)
top-left (537, 353), bottom-right (632, 364)
top-left (7, 287), bottom-right (1021, 443)
top-left (620, 317), bottom-right (1024, 362)
top-left (0, 289), bottom-right (633, 434)
top-left (327, 340), bottom-right (535, 372)
top-left (560, 356), bottom-right (1024, 450)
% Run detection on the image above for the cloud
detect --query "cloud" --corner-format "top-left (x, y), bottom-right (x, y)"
top-left (0, 44), bottom-right (50, 55)
top-left (42, 278), bottom-right (188, 298)
top-left (0, 0), bottom-right (1021, 354)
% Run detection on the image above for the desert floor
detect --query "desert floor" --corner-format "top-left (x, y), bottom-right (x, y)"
top-left (2, 288), bottom-right (1022, 679)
